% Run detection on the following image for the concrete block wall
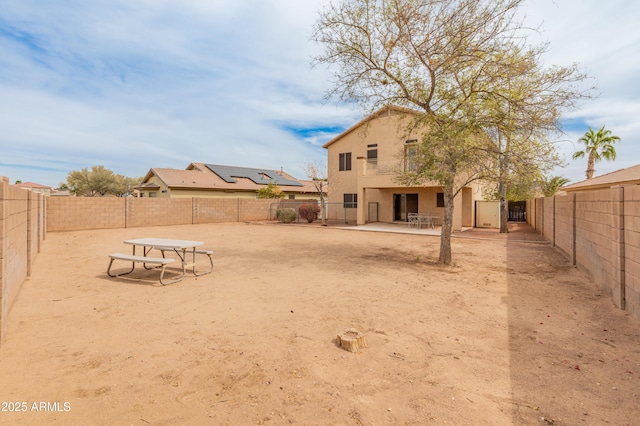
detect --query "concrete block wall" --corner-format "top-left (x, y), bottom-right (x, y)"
top-left (194, 198), bottom-right (238, 223)
top-left (542, 196), bottom-right (555, 242)
top-left (47, 197), bottom-right (126, 231)
top-left (126, 198), bottom-right (193, 228)
top-left (553, 194), bottom-right (575, 262)
top-left (575, 190), bottom-right (615, 297)
top-left (529, 185), bottom-right (640, 321)
top-left (239, 199), bottom-right (274, 221)
top-left (47, 197), bottom-right (279, 231)
top-left (0, 178), bottom-right (45, 344)
top-left (623, 186), bottom-right (640, 319)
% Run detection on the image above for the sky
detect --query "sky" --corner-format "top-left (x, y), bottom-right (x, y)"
top-left (1, 0), bottom-right (638, 188)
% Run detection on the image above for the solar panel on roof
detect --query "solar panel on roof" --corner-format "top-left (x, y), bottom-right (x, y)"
top-left (205, 164), bottom-right (303, 187)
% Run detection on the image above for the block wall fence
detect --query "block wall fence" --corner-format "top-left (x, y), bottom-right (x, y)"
top-left (527, 185), bottom-right (640, 321)
top-left (45, 197), bottom-right (276, 231)
top-left (0, 178), bottom-right (46, 345)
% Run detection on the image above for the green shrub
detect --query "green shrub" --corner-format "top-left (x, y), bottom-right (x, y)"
top-left (298, 203), bottom-right (320, 223)
top-left (276, 208), bottom-right (297, 223)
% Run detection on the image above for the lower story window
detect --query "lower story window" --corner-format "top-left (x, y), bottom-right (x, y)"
top-left (343, 193), bottom-right (357, 209)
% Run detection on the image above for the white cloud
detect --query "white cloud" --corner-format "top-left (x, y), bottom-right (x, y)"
top-left (0, 0), bottom-right (637, 188)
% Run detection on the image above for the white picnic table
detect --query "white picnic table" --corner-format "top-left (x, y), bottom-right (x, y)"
top-left (107, 238), bottom-right (213, 285)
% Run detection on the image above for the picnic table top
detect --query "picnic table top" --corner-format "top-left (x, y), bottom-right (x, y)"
top-left (123, 238), bottom-right (204, 249)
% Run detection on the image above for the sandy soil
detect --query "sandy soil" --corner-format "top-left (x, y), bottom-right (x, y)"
top-left (0, 222), bottom-right (639, 425)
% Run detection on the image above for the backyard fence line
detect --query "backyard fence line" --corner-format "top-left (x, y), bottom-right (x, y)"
top-left (45, 197), bottom-right (290, 231)
top-left (0, 178), bottom-right (46, 346)
top-left (527, 185), bottom-right (640, 321)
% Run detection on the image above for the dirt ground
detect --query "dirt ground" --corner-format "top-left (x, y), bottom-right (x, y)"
top-left (0, 222), bottom-right (639, 425)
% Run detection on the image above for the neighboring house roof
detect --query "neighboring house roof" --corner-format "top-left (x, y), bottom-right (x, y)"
top-left (204, 164), bottom-right (302, 186)
top-left (562, 164), bottom-right (640, 192)
top-left (15, 182), bottom-right (51, 189)
top-left (136, 162), bottom-right (321, 194)
top-left (323, 105), bottom-right (418, 149)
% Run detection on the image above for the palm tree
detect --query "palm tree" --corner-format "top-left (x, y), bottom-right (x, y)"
top-left (573, 126), bottom-right (621, 179)
top-left (539, 175), bottom-right (570, 197)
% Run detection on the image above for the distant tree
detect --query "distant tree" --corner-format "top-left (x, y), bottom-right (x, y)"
top-left (573, 126), bottom-right (621, 179)
top-left (15, 180), bottom-right (22, 184)
top-left (64, 166), bottom-right (140, 197)
top-left (539, 175), bottom-right (570, 197)
top-left (304, 160), bottom-right (328, 226)
top-left (113, 175), bottom-right (142, 197)
top-left (257, 182), bottom-right (285, 199)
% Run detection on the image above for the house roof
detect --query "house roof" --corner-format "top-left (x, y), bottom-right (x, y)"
top-left (322, 105), bottom-right (418, 149)
top-left (562, 164), bottom-right (640, 192)
top-left (15, 182), bottom-right (51, 189)
top-left (137, 162), bottom-right (319, 194)
top-left (204, 164), bottom-right (302, 187)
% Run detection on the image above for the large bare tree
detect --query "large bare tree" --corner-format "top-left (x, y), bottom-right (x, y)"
top-left (312, 0), bottom-right (591, 263)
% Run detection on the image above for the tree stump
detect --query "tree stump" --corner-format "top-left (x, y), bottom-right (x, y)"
top-left (337, 328), bottom-right (367, 353)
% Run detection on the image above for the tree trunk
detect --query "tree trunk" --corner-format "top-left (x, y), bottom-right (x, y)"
top-left (499, 181), bottom-right (509, 233)
top-left (586, 150), bottom-right (596, 179)
top-left (439, 184), bottom-right (454, 265)
top-left (320, 195), bottom-right (327, 226)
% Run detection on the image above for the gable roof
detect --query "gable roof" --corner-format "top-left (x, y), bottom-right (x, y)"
top-left (322, 105), bottom-right (418, 149)
top-left (15, 182), bottom-right (51, 189)
top-left (137, 162), bottom-right (317, 193)
top-left (562, 164), bottom-right (640, 192)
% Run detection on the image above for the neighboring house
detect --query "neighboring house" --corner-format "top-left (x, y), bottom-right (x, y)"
top-left (323, 105), bottom-right (485, 230)
top-left (562, 164), bottom-right (640, 193)
top-left (135, 162), bottom-right (322, 200)
top-left (14, 181), bottom-right (52, 196)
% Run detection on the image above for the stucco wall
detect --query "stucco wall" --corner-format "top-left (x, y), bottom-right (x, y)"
top-left (529, 185), bottom-right (640, 320)
top-left (325, 109), bottom-right (481, 228)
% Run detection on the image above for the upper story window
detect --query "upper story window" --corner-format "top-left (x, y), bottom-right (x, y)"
top-left (339, 152), bottom-right (352, 171)
top-left (404, 140), bottom-right (418, 172)
top-left (367, 144), bottom-right (378, 165)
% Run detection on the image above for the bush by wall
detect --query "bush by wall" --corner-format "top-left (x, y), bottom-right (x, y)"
top-left (276, 208), bottom-right (297, 223)
top-left (297, 203), bottom-right (320, 223)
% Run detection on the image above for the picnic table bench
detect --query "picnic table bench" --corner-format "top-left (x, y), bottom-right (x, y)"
top-left (106, 238), bottom-right (213, 285)
top-left (107, 253), bottom-right (179, 285)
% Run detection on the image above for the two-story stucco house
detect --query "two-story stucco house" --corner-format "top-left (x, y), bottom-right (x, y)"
top-left (323, 106), bottom-right (485, 231)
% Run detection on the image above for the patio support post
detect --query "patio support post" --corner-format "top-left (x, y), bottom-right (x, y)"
top-left (357, 187), bottom-right (366, 225)
top-left (356, 156), bottom-right (366, 225)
